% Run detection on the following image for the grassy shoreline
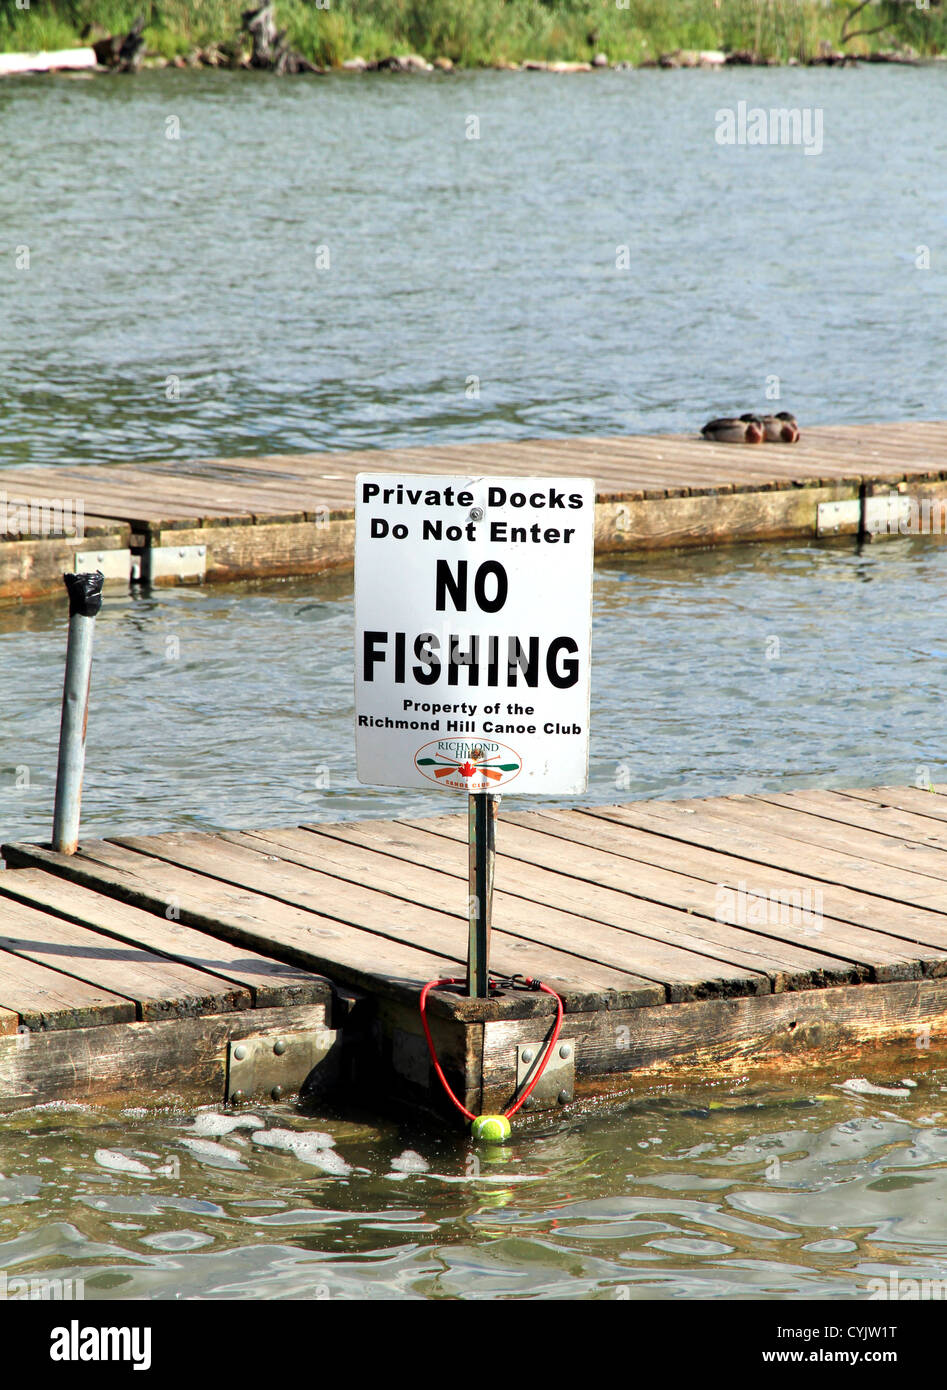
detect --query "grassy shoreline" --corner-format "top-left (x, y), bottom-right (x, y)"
top-left (1, 1), bottom-right (945, 69)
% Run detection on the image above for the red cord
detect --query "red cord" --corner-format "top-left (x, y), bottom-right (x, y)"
top-left (419, 978), bottom-right (475, 1121)
top-left (419, 975), bottom-right (565, 1123)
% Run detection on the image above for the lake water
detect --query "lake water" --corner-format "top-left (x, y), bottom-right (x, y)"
top-left (1, 67), bottom-right (947, 1302)
top-left (1, 66), bottom-right (945, 467)
top-left (3, 1055), bottom-right (947, 1302)
top-left (1, 536), bottom-right (946, 845)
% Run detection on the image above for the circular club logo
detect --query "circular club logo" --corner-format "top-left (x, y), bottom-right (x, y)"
top-left (415, 739), bottom-right (522, 791)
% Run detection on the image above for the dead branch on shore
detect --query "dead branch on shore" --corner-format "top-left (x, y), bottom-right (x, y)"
top-left (240, 4), bottom-right (317, 73)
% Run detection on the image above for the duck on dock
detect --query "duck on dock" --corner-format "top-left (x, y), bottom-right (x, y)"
top-left (761, 411), bottom-right (800, 443)
top-left (700, 415), bottom-right (765, 444)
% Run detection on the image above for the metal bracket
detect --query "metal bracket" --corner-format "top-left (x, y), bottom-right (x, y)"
top-left (816, 499), bottom-right (860, 536)
top-left (227, 1026), bottom-right (338, 1103)
top-left (74, 549), bottom-right (132, 584)
top-left (515, 1038), bottom-right (575, 1110)
top-left (144, 544), bottom-right (207, 583)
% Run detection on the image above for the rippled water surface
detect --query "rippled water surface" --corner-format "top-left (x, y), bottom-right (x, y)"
top-left (4, 1057), bottom-right (947, 1300)
top-left (2, 537), bottom-right (946, 845)
top-left (1, 66), bottom-right (946, 467)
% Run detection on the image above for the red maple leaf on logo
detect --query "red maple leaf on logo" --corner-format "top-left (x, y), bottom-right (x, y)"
top-left (459, 761), bottom-right (475, 778)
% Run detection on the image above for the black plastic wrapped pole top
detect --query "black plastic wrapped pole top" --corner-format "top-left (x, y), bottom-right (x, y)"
top-left (63, 570), bottom-right (104, 618)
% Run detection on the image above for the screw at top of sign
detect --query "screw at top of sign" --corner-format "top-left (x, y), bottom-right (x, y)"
top-left (468, 507), bottom-right (484, 522)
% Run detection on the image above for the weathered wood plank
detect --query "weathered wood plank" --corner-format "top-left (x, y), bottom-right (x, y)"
top-left (0, 948), bottom-right (134, 1030)
top-left (148, 517), bottom-right (356, 584)
top-left (480, 977), bottom-right (947, 1110)
top-left (0, 895), bottom-right (250, 1020)
top-left (396, 815), bottom-right (942, 983)
top-left (585, 801), bottom-right (947, 912)
top-left (0, 1002), bottom-right (330, 1112)
top-left (290, 820), bottom-right (864, 990)
top-left (1, 840), bottom-right (650, 1015)
top-left (114, 829), bottom-right (769, 1003)
top-left (699, 794), bottom-right (947, 885)
top-left (110, 829), bottom-right (666, 1008)
top-left (2, 840), bottom-right (457, 1003)
top-left (0, 868), bottom-right (330, 1009)
top-left (839, 786), bottom-right (947, 825)
top-left (4, 423), bottom-right (947, 603)
top-left (755, 788), bottom-right (947, 853)
top-left (0, 525), bottom-right (131, 606)
top-left (510, 806), bottom-right (947, 951)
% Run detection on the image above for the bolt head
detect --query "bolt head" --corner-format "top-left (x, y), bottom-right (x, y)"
top-left (231, 1090), bottom-right (245, 1103)
top-left (469, 507), bottom-right (484, 522)
top-left (270, 1085), bottom-right (283, 1101)
top-left (521, 1048), bottom-right (533, 1064)
top-left (559, 1042), bottom-right (572, 1060)
top-left (273, 1039), bottom-right (286, 1056)
top-left (557, 1089), bottom-right (570, 1105)
top-left (233, 1045), bottom-right (247, 1061)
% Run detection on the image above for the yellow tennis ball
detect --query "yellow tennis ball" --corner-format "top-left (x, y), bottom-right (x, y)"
top-left (471, 1114), bottom-right (511, 1143)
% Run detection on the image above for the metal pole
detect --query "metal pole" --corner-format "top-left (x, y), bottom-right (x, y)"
top-left (52, 571), bottom-right (103, 855)
top-left (467, 791), bottom-right (496, 997)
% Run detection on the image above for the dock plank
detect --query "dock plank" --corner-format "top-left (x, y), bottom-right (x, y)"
top-left (397, 816), bottom-right (941, 983)
top-left (697, 795), bottom-right (947, 885)
top-left (5, 781), bottom-right (947, 1113)
top-left (506, 807), bottom-right (947, 950)
top-left (585, 801), bottom-right (947, 912)
top-left (0, 948), bottom-right (134, 1030)
top-left (3, 840), bottom-right (657, 1011)
top-left (5, 421), bottom-right (947, 604)
top-left (233, 824), bottom-right (811, 991)
top-left (840, 786), bottom-right (947, 825)
top-left (0, 869), bottom-right (330, 1008)
top-left (755, 789), bottom-right (947, 853)
top-left (0, 896), bottom-right (249, 1020)
top-left (283, 821), bottom-right (863, 991)
top-left (114, 829), bottom-right (769, 1003)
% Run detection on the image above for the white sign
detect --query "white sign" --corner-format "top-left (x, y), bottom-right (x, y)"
top-left (354, 474), bottom-right (594, 794)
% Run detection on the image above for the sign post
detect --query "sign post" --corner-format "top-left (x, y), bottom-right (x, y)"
top-left (467, 789), bottom-right (496, 997)
top-left (354, 473), bottom-right (594, 997)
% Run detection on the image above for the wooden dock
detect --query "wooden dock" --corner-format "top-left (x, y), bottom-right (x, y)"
top-left (3, 420), bottom-right (947, 604)
top-left (3, 781), bottom-right (947, 1118)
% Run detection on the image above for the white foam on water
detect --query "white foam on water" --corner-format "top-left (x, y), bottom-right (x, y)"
top-left (390, 1150), bottom-right (429, 1173)
top-left (179, 1138), bottom-right (248, 1169)
top-left (836, 1078), bottom-right (912, 1098)
top-left (188, 1111), bottom-right (264, 1136)
top-left (251, 1128), bottom-right (350, 1173)
top-left (94, 1149), bottom-right (153, 1177)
